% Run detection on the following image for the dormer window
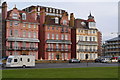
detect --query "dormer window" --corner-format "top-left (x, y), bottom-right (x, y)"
top-left (12, 13), bottom-right (18, 19)
top-left (56, 9), bottom-right (58, 14)
top-left (50, 8), bottom-right (52, 12)
top-left (53, 9), bottom-right (55, 13)
top-left (60, 10), bottom-right (62, 14)
top-left (89, 22), bottom-right (96, 28)
top-left (38, 7), bottom-right (40, 11)
top-left (63, 20), bottom-right (67, 25)
top-left (55, 17), bottom-right (59, 24)
top-left (22, 13), bottom-right (26, 20)
top-left (81, 22), bottom-right (86, 26)
top-left (46, 8), bottom-right (48, 12)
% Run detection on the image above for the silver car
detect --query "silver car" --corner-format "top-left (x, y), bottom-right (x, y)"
top-left (101, 58), bottom-right (111, 63)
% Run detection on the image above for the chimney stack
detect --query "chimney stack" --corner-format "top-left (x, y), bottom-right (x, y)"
top-left (2, 2), bottom-right (7, 19)
top-left (70, 13), bottom-right (74, 27)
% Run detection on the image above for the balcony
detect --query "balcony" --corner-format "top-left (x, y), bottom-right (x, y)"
top-left (77, 41), bottom-right (98, 46)
top-left (46, 48), bottom-right (71, 52)
top-left (106, 47), bottom-right (120, 49)
top-left (7, 37), bottom-right (40, 42)
top-left (106, 43), bottom-right (120, 45)
top-left (7, 47), bottom-right (38, 51)
top-left (77, 49), bottom-right (97, 52)
top-left (46, 39), bottom-right (72, 44)
top-left (106, 51), bottom-right (120, 53)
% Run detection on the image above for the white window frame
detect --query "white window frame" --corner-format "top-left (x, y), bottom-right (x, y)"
top-left (55, 17), bottom-right (59, 24)
top-left (33, 32), bottom-right (36, 38)
top-left (63, 20), bottom-right (67, 25)
top-left (23, 23), bottom-right (26, 27)
top-left (14, 42), bottom-right (18, 49)
top-left (34, 24), bottom-right (37, 28)
top-left (52, 34), bottom-right (54, 39)
top-left (28, 32), bottom-right (31, 38)
top-left (61, 34), bottom-right (64, 40)
top-left (53, 9), bottom-right (55, 13)
top-left (12, 13), bottom-right (18, 19)
top-left (50, 8), bottom-right (52, 12)
top-left (65, 35), bottom-right (68, 40)
top-left (9, 30), bottom-right (12, 36)
top-left (23, 31), bottom-right (26, 37)
top-left (14, 30), bottom-right (18, 37)
top-left (65, 53), bottom-right (68, 60)
top-left (28, 24), bottom-right (31, 28)
top-left (46, 8), bottom-right (48, 12)
top-left (56, 34), bottom-right (59, 40)
top-left (38, 7), bottom-right (40, 11)
top-left (10, 21), bottom-right (13, 26)
top-left (56, 9), bottom-right (58, 14)
top-left (62, 53), bottom-right (64, 60)
top-left (52, 53), bottom-right (54, 60)
top-left (14, 21), bottom-right (19, 26)
top-left (22, 13), bottom-right (26, 20)
top-left (47, 33), bottom-right (50, 39)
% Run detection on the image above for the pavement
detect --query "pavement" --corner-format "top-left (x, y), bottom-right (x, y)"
top-left (2, 62), bottom-right (119, 70)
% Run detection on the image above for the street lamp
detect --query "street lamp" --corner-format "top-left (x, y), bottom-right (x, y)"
top-left (85, 54), bottom-right (88, 67)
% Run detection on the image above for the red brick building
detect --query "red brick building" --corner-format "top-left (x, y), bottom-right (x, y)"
top-left (23, 6), bottom-right (72, 60)
top-left (2, 2), bottom-right (40, 59)
top-left (97, 31), bottom-right (102, 57)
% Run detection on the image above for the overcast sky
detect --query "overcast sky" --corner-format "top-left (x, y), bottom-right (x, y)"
top-left (2, 0), bottom-right (119, 42)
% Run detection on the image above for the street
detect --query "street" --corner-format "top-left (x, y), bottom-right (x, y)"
top-left (2, 62), bottom-right (119, 70)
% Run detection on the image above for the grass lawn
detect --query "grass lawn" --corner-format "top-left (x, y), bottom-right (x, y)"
top-left (2, 67), bottom-right (118, 78)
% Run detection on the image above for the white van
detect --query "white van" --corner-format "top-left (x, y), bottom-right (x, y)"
top-left (6, 55), bottom-right (35, 68)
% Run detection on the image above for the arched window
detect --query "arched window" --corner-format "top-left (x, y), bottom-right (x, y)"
top-left (55, 17), bottom-right (59, 24)
top-left (22, 13), bottom-right (26, 20)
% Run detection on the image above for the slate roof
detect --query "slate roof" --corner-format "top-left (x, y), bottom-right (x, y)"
top-left (106, 36), bottom-right (120, 42)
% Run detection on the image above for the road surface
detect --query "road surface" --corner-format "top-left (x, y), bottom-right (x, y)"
top-left (2, 62), bottom-right (119, 70)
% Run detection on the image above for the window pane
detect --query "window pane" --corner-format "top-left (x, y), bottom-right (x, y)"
top-left (14, 59), bottom-right (17, 62)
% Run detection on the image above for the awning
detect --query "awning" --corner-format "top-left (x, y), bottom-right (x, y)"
top-left (46, 39), bottom-right (72, 44)
top-left (7, 37), bottom-right (40, 42)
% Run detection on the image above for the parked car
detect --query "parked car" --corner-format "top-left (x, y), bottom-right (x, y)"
top-left (95, 58), bottom-right (103, 63)
top-left (111, 57), bottom-right (118, 62)
top-left (69, 59), bottom-right (80, 63)
top-left (101, 58), bottom-right (111, 63)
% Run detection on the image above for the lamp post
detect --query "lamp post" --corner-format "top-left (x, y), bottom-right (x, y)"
top-left (85, 54), bottom-right (88, 67)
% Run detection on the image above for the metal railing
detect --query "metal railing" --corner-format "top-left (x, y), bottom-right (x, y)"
top-left (46, 48), bottom-right (70, 52)
top-left (7, 46), bottom-right (38, 51)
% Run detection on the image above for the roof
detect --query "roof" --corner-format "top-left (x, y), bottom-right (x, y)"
top-left (6, 9), bottom-right (38, 23)
top-left (106, 36), bottom-right (120, 42)
top-left (18, 10), bottom-right (38, 23)
top-left (87, 19), bottom-right (95, 22)
top-left (75, 19), bottom-right (89, 29)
